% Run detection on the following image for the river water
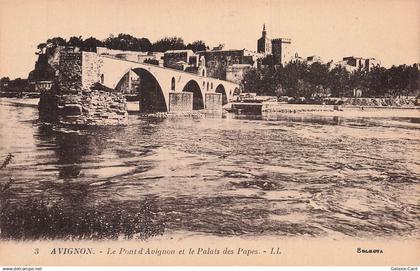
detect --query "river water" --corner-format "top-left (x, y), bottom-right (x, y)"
top-left (0, 98), bottom-right (419, 240)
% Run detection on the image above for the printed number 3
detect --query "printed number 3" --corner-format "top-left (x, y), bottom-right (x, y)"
top-left (34, 248), bottom-right (39, 255)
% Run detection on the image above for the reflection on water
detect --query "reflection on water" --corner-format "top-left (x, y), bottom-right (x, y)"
top-left (0, 98), bottom-right (419, 240)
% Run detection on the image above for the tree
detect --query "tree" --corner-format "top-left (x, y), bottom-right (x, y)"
top-left (241, 68), bottom-right (262, 93)
top-left (37, 43), bottom-right (47, 53)
top-left (328, 66), bottom-right (351, 97)
top-left (0, 76), bottom-right (10, 83)
top-left (241, 66), bottom-right (282, 96)
top-left (294, 79), bottom-right (314, 99)
top-left (82, 37), bottom-right (104, 52)
top-left (348, 68), bottom-right (367, 96)
top-left (279, 61), bottom-right (309, 97)
top-left (151, 36), bottom-right (186, 52)
top-left (386, 65), bottom-right (405, 97)
top-left (0, 77), bottom-right (10, 91)
top-left (364, 66), bottom-right (387, 97)
top-left (46, 37), bottom-right (66, 46)
top-left (137, 37), bottom-right (152, 52)
top-left (67, 36), bottom-right (83, 47)
top-left (261, 55), bottom-right (274, 66)
top-left (306, 62), bottom-right (329, 87)
top-left (186, 40), bottom-right (208, 52)
top-left (260, 66), bottom-right (281, 96)
top-left (241, 58), bottom-right (418, 100)
top-left (407, 65), bottom-right (420, 96)
top-left (104, 34), bottom-right (151, 52)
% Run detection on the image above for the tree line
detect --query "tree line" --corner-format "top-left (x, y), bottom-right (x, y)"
top-left (37, 34), bottom-right (209, 53)
top-left (241, 61), bottom-right (419, 98)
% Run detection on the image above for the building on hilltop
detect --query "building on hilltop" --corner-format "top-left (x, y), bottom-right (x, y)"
top-left (257, 24), bottom-right (292, 66)
top-left (163, 50), bottom-right (197, 70)
top-left (290, 53), bottom-right (381, 73)
top-left (305, 55), bottom-right (324, 65)
top-left (196, 49), bottom-right (261, 81)
top-left (333, 56), bottom-right (381, 72)
top-left (290, 54), bottom-right (325, 65)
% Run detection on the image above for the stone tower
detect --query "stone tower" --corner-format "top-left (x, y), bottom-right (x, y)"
top-left (271, 38), bottom-right (292, 66)
top-left (257, 24), bottom-right (272, 55)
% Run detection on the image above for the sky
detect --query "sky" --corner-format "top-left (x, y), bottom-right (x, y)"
top-left (0, 0), bottom-right (419, 78)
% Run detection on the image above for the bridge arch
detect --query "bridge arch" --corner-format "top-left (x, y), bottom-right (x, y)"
top-left (182, 80), bottom-right (204, 110)
top-left (99, 56), bottom-right (240, 112)
top-left (130, 68), bottom-right (167, 112)
top-left (215, 84), bottom-right (228, 105)
top-left (115, 70), bottom-right (137, 94)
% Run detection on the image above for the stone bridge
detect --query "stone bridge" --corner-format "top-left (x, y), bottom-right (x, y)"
top-left (39, 50), bottom-right (241, 125)
top-left (98, 55), bottom-right (240, 112)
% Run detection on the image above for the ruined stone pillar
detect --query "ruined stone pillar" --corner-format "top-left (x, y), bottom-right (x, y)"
top-left (39, 88), bottom-right (128, 125)
top-left (38, 50), bottom-right (128, 125)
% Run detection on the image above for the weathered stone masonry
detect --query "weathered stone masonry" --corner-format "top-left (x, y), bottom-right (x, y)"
top-left (57, 51), bottom-right (82, 93)
top-left (39, 50), bottom-right (127, 125)
top-left (82, 52), bottom-right (103, 89)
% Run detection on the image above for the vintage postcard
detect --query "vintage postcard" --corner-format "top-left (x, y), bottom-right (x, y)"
top-left (0, 0), bottom-right (419, 267)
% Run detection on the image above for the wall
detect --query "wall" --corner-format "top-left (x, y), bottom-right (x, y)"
top-left (271, 39), bottom-right (282, 65)
top-left (82, 52), bottom-right (103, 89)
top-left (58, 51), bottom-right (83, 93)
top-left (281, 41), bottom-right (292, 65)
top-left (198, 50), bottom-right (251, 80)
top-left (56, 51), bottom-right (103, 93)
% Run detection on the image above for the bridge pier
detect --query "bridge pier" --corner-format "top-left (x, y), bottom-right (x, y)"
top-left (205, 93), bottom-right (222, 111)
top-left (204, 93), bottom-right (223, 117)
top-left (168, 92), bottom-right (193, 112)
top-left (167, 92), bottom-right (223, 114)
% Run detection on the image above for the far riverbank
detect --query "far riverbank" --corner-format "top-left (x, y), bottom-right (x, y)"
top-left (2, 97), bottom-right (420, 119)
top-left (262, 104), bottom-right (420, 120)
